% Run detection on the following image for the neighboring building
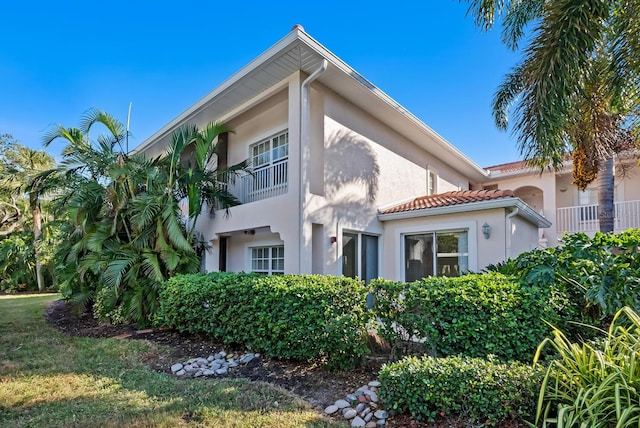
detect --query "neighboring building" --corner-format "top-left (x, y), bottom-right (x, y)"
top-left (135, 26), bottom-right (553, 281)
top-left (481, 157), bottom-right (640, 246)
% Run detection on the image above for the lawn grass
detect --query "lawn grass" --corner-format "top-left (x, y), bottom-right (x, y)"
top-left (0, 294), bottom-right (343, 427)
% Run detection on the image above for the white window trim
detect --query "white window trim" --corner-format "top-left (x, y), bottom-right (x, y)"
top-left (249, 245), bottom-right (285, 274)
top-left (249, 130), bottom-right (289, 170)
top-left (427, 166), bottom-right (439, 196)
top-left (395, 221), bottom-right (478, 280)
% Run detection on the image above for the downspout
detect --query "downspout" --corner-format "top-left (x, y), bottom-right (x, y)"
top-left (299, 59), bottom-right (328, 272)
top-left (505, 207), bottom-right (519, 260)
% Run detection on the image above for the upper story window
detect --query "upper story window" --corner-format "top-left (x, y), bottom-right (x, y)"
top-left (251, 131), bottom-right (288, 170)
top-left (427, 167), bottom-right (438, 196)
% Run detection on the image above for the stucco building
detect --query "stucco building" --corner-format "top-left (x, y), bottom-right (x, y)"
top-left (137, 26), bottom-right (637, 282)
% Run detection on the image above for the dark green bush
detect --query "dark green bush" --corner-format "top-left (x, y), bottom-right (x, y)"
top-left (379, 355), bottom-right (543, 424)
top-left (372, 272), bottom-right (559, 362)
top-left (490, 230), bottom-right (640, 320)
top-left (155, 272), bottom-right (371, 369)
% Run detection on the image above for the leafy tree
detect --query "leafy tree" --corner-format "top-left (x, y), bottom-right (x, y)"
top-left (44, 109), bottom-right (246, 324)
top-left (0, 134), bottom-right (56, 291)
top-left (463, 0), bottom-right (640, 232)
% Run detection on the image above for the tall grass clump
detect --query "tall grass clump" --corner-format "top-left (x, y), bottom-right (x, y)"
top-left (533, 306), bottom-right (640, 427)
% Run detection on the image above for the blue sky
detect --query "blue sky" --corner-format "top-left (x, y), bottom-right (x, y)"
top-left (0, 1), bottom-right (522, 167)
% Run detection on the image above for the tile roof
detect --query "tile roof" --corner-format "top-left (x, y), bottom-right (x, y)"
top-left (484, 160), bottom-right (529, 173)
top-left (380, 189), bottom-right (515, 214)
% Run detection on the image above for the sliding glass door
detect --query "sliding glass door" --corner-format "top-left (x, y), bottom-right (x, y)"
top-left (342, 232), bottom-right (379, 283)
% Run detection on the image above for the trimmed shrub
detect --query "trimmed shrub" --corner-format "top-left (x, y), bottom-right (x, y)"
top-left (372, 272), bottom-right (559, 362)
top-left (379, 355), bottom-right (543, 424)
top-left (155, 272), bottom-right (371, 369)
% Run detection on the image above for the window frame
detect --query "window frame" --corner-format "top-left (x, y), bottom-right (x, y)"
top-left (427, 166), bottom-right (439, 196)
top-left (403, 229), bottom-right (469, 280)
top-left (250, 245), bottom-right (285, 275)
top-left (250, 130), bottom-right (289, 171)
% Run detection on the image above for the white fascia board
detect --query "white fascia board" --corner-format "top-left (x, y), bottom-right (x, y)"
top-left (378, 197), bottom-right (552, 228)
top-left (297, 31), bottom-right (489, 180)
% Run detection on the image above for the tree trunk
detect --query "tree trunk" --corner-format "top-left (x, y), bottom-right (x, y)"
top-left (30, 192), bottom-right (45, 292)
top-left (597, 157), bottom-right (615, 233)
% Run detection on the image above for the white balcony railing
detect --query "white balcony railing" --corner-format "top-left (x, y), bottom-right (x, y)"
top-left (556, 200), bottom-right (640, 234)
top-left (226, 160), bottom-right (288, 204)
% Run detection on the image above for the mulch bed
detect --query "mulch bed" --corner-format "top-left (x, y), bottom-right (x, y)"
top-left (45, 299), bottom-right (527, 427)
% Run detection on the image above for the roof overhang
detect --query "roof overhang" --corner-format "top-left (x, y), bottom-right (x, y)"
top-left (377, 197), bottom-right (552, 228)
top-left (134, 27), bottom-right (489, 182)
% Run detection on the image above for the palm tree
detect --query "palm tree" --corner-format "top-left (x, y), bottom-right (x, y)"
top-left (464, 0), bottom-right (640, 232)
top-left (1, 143), bottom-right (55, 291)
top-left (42, 109), bottom-right (247, 324)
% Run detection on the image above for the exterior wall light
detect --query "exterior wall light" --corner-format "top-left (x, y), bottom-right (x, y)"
top-left (482, 222), bottom-right (491, 239)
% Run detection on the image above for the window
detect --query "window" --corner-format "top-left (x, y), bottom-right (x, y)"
top-left (249, 131), bottom-right (289, 193)
top-left (342, 232), bottom-right (379, 284)
top-left (251, 245), bottom-right (284, 274)
top-left (427, 168), bottom-right (438, 196)
top-left (579, 189), bottom-right (598, 221)
top-left (404, 230), bottom-right (468, 281)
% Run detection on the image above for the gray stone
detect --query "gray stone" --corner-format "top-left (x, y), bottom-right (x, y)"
top-left (346, 394), bottom-right (357, 402)
top-left (184, 365), bottom-right (197, 373)
top-left (366, 391), bottom-right (378, 402)
top-left (254, 353), bottom-right (260, 357)
top-left (207, 355), bottom-right (215, 362)
top-left (202, 369), bottom-right (214, 376)
top-left (324, 405), bottom-right (339, 415)
top-left (355, 403), bottom-right (365, 414)
top-left (351, 416), bottom-right (365, 427)
top-left (364, 412), bottom-right (373, 422)
top-left (369, 386), bottom-right (378, 392)
top-left (335, 399), bottom-right (350, 409)
top-left (353, 390), bottom-right (364, 397)
top-left (241, 354), bottom-right (255, 364)
top-left (210, 363), bottom-right (221, 371)
top-left (343, 409), bottom-right (357, 419)
top-left (194, 370), bottom-right (203, 377)
top-left (368, 381), bottom-right (381, 388)
top-left (196, 357), bottom-right (208, 365)
top-left (170, 363), bottom-right (183, 373)
top-left (362, 407), bottom-right (371, 417)
top-left (373, 410), bottom-right (388, 419)
top-left (376, 419), bottom-right (386, 426)
top-left (228, 361), bottom-right (238, 368)
top-left (365, 422), bottom-right (377, 428)
top-left (218, 351), bottom-right (227, 357)
top-left (215, 367), bottom-right (228, 375)
top-left (175, 369), bottom-right (186, 376)
top-left (213, 359), bottom-right (225, 366)
top-left (357, 385), bottom-right (370, 392)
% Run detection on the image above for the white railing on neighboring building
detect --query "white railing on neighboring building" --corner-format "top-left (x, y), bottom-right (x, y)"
top-left (556, 200), bottom-right (640, 234)
top-left (226, 160), bottom-right (288, 204)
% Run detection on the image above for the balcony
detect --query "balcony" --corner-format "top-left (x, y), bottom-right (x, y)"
top-left (226, 160), bottom-right (288, 204)
top-left (556, 200), bottom-right (640, 234)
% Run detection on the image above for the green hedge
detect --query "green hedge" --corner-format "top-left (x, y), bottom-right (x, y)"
top-left (154, 272), bottom-right (371, 369)
top-left (372, 272), bottom-right (559, 362)
top-left (490, 230), bottom-right (640, 319)
top-left (379, 355), bottom-right (543, 424)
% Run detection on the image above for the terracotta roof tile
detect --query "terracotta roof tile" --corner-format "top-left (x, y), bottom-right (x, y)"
top-left (380, 189), bottom-right (515, 214)
top-left (484, 160), bottom-right (529, 172)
